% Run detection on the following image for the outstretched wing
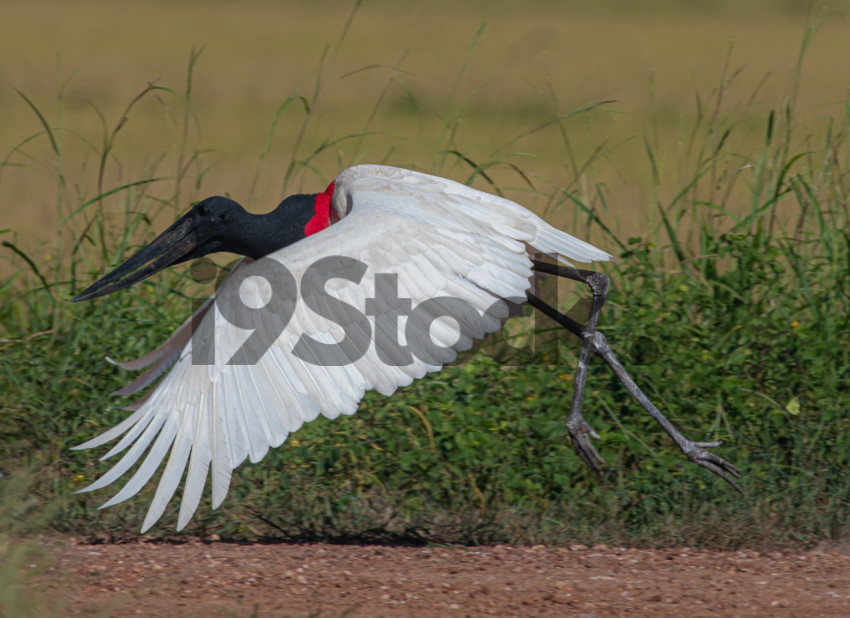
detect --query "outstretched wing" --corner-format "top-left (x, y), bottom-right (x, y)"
top-left (76, 164), bottom-right (613, 531)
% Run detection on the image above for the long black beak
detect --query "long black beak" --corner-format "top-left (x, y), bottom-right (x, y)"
top-left (73, 215), bottom-right (202, 302)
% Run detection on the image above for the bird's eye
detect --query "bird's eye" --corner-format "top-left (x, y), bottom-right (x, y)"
top-left (197, 204), bottom-right (208, 217)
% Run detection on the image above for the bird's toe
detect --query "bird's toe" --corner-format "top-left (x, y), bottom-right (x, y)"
top-left (567, 422), bottom-right (605, 474)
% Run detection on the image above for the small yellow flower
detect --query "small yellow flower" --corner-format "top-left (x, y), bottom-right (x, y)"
top-left (291, 439), bottom-right (300, 447)
top-left (526, 396), bottom-right (534, 402)
top-left (74, 474), bottom-right (85, 482)
top-left (791, 321), bottom-right (799, 329)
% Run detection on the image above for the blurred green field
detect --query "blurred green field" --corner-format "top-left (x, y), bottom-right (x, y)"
top-left (1, 0), bottom-right (849, 564)
top-left (2, 0), bottom-right (849, 262)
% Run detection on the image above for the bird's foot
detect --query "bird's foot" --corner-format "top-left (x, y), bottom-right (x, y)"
top-left (678, 439), bottom-right (743, 491)
top-left (566, 418), bottom-right (604, 474)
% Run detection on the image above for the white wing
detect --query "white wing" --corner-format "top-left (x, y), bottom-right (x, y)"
top-left (75, 164), bottom-right (613, 531)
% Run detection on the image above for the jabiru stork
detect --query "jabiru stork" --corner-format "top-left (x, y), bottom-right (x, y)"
top-left (72, 164), bottom-right (741, 532)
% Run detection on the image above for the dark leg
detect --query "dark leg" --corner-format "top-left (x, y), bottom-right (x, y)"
top-left (529, 259), bottom-right (742, 490)
top-left (531, 261), bottom-right (609, 472)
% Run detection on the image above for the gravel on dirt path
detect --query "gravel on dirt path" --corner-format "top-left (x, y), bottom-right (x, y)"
top-left (31, 538), bottom-right (850, 616)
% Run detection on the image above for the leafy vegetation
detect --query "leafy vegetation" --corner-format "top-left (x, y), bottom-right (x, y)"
top-left (1, 7), bottom-right (848, 553)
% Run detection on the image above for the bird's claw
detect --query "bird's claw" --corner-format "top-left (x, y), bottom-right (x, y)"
top-left (567, 420), bottom-right (604, 475)
top-left (681, 440), bottom-right (743, 492)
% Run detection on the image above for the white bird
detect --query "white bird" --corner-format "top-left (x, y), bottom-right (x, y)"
top-left (72, 164), bottom-right (741, 532)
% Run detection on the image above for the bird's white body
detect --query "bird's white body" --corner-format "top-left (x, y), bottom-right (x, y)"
top-left (76, 165), bottom-right (612, 531)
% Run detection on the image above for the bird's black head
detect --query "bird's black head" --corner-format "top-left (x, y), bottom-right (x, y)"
top-left (72, 196), bottom-right (254, 302)
top-left (180, 195), bottom-right (247, 257)
top-left (72, 187), bottom-right (334, 302)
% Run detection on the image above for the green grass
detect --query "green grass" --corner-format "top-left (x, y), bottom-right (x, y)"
top-left (0, 470), bottom-right (66, 617)
top-left (1, 5), bottom-right (849, 559)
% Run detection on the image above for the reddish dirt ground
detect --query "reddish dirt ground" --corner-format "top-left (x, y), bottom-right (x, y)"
top-left (33, 538), bottom-right (850, 616)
